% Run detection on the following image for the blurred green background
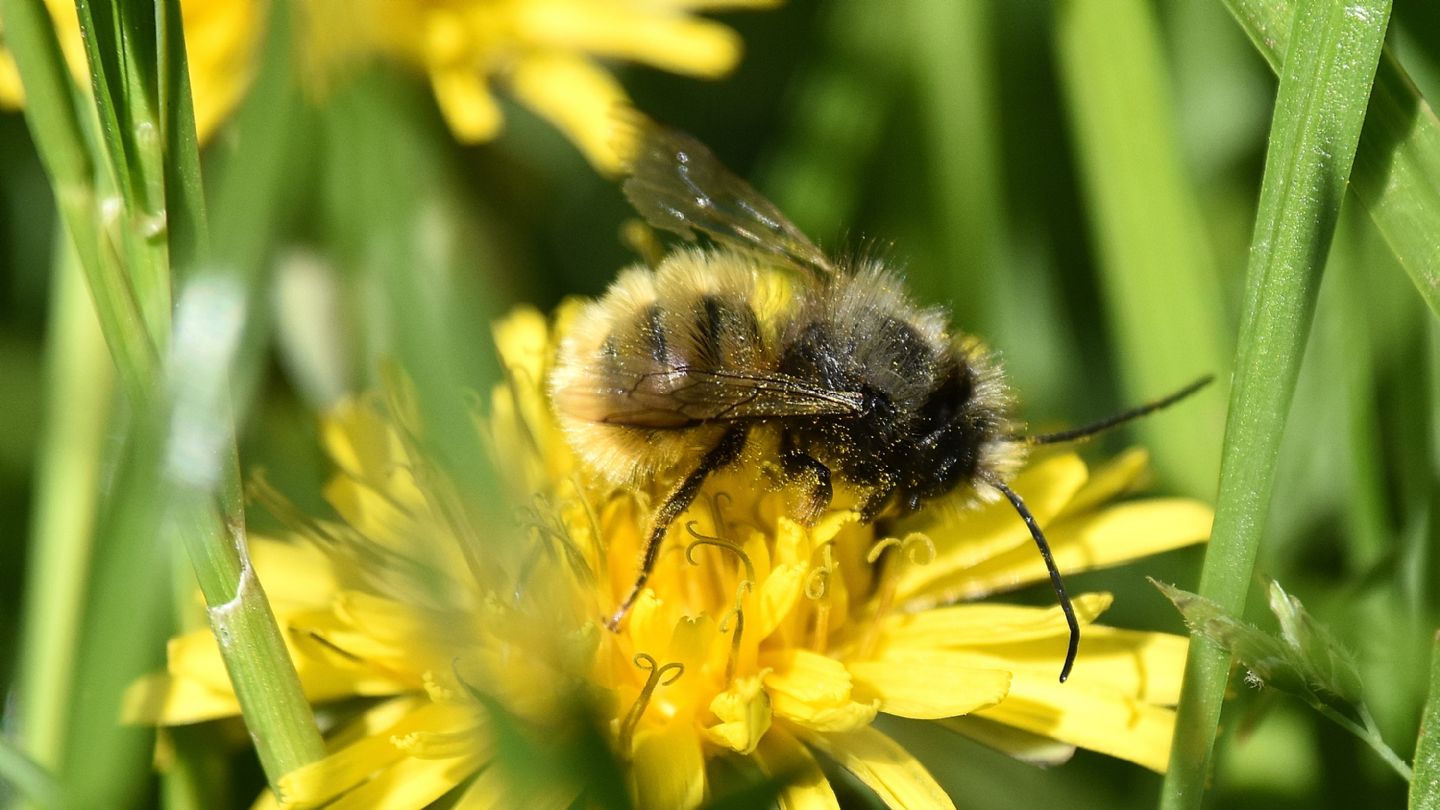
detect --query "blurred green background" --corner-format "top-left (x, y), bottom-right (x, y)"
top-left (2, 0), bottom-right (1439, 806)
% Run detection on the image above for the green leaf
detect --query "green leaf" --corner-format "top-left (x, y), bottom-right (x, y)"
top-left (1266, 580), bottom-right (1363, 704)
top-left (1414, 633), bottom-right (1440, 809)
top-left (1153, 580), bottom-right (1305, 696)
top-left (1156, 578), bottom-right (1413, 785)
top-left (1224, 0), bottom-right (1440, 318)
top-left (1160, 0), bottom-right (1392, 806)
top-left (1153, 579), bottom-right (1362, 707)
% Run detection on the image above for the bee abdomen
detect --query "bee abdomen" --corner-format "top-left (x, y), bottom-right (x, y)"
top-left (688, 292), bottom-right (765, 370)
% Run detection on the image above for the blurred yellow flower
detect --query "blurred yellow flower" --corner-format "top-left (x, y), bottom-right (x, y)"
top-left (3, 0), bottom-right (769, 167)
top-left (302, 0), bottom-right (778, 172)
top-left (127, 307), bottom-right (1212, 808)
top-left (0, 0), bottom-right (262, 143)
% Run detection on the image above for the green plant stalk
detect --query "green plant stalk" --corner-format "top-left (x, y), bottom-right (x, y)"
top-left (1414, 632), bottom-right (1440, 809)
top-left (11, 240), bottom-right (114, 779)
top-left (1224, 0), bottom-right (1440, 317)
top-left (1308, 702), bottom-right (1412, 783)
top-left (1160, 0), bottom-right (1391, 806)
top-left (171, 494), bottom-right (326, 782)
top-left (1055, 0), bottom-right (1231, 497)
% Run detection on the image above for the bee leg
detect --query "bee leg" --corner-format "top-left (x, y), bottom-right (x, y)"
top-left (606, 426), bottom-right (749, 631)
top-left (780, 441), bottom-right (832, 524)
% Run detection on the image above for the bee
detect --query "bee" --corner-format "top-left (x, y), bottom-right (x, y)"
top-left (549, 114), bottom-right (1209, 682)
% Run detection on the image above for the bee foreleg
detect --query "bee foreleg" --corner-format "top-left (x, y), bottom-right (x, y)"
top-left (606, 426), bottom-right (749, 631)
top-left (780, 439), bottom-right (832, 524)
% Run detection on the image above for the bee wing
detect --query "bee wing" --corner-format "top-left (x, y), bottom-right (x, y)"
top-left (619, 112), bottom-right (835, 277)
top-left (555, 365), bottom-right (863, 428)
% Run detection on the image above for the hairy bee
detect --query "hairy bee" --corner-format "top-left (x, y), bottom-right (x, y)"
top-left (549, 115), bottom-right (1207, 682)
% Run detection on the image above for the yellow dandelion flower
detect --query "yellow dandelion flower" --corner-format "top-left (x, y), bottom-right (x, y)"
top-left (301, 0), bottom-right (778, 173)
top-left (127, 306), bottom-right (1212, 808)
top-left (0, 0), bottom-right (263, 143)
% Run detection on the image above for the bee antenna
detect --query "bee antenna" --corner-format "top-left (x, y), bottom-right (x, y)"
top-left (988, 478), bottom-right (1078, 683)
top-left (1022, 374), bottom-right (1214, 446)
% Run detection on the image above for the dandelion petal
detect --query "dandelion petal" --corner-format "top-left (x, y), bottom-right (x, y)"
top-left (848, 654), bottom-right (1011, 720)
top-left (797, 725), bottom-right (956, 810)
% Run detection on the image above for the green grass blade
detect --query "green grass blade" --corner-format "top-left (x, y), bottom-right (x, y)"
top-left (10, 0), bottom-right (324, 789)
top-left (71, 0), bottom-right (138, 201)
top-left (906, 0), bottom-right (1006, 332)
top-left (1055, 0), bottom-right (1232, 497)
top-left (0, 0), bottom-right (90, 187)
top-left (58, 405), bottom-right (172, 808)
top-left (10, 238), bottom-right (114, 779)
top-left (1161, 0), bottom-right (1392, 806)
top-left (0, 0), bottom-right (159, 398)
top-left (72, 0), bottom-right (172, 336)
top-left (0, 735), bottom-right (60, 808)
top-left (320, 70), bottom-right (506, 565)
top-left (1225, 0), bottom-right (1440, 317)
top-left (148, 8), bottom-right (328, 785)
top-left (1415, 632), bottom-right (1440, 809)
top-left (904, 0), bottom-right (1069, 401)
top-left (156, 0), bottom-right (209, 271)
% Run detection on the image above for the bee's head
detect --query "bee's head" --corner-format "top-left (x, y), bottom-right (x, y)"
top-left (892, 341), bottom-right (1023, 513)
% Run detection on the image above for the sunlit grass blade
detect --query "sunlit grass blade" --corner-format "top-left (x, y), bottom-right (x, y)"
top-left (1224, 0), bottom-right (1440, 317)
top-left (1161, 0), bottom-right (1392, 806)
top-left (1055, 0), bottom-right (1232, 497)
top-left (8, 0), bottom-right (327, 789)
top-left (10, 240), bottom-right (114, 781)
